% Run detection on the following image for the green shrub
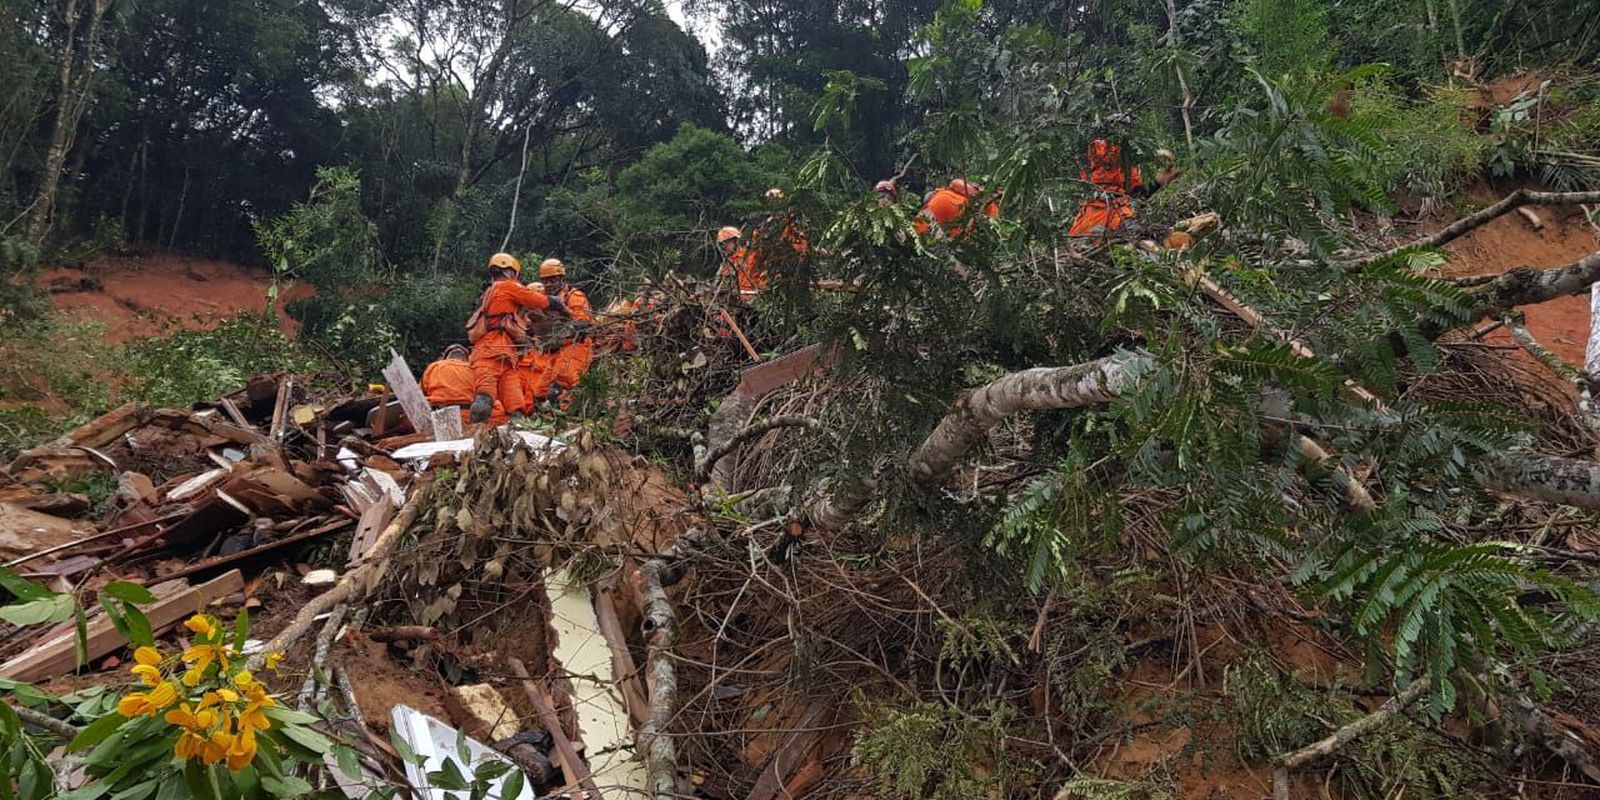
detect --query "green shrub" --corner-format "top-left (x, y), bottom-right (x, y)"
top-left (120, 316), bottom-right (335, 408)
top-left (850, 698), bottom-right (1030, 800)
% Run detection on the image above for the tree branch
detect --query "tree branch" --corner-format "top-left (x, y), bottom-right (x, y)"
top-left (1462, 251), bottom-right (1600, 321)
top-left (1356, 190), bottom-right (1600, 269)
top-left (1271, 678), bottom-right (1430, 800)
top-left (1475, 452), bottom-right (1600, 511)
top-left (8, 703), bottom-right (81, 740)
top-left (694, 416), bottom-right (823, 484)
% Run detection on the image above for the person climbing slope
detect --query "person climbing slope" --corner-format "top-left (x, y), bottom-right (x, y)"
top-left (422, 344), bottom-right (505, 425)
top-left (1066, 112), bottom-right (1179, 239)
top-left (465, 252), bottom-right (565, 423)
top-left (538, 258), bottom-right (593, 409)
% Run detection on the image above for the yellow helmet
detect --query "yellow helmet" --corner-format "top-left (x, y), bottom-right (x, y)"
top-left (487, 252), bottom-right (521, 273)
top-left (538, 258), bottom-right (566, 278)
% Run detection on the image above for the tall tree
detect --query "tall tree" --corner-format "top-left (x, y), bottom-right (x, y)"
top-left (23, 0), bottom-right (113, 245)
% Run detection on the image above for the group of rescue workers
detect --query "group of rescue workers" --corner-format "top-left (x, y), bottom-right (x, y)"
top-left (418, 115), bottom-right (1177, 425)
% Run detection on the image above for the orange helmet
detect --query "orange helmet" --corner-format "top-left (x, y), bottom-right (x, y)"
top-left (765, 187), bottom-right (785, 201)
top-left (538, 258), bottom-right (566, 278)
top-left (716, 226), bottom-right (742, 243)
top-left (488, 252), bottom-right (521, 273)
top-left (949, 178), bottom-right (982, 197)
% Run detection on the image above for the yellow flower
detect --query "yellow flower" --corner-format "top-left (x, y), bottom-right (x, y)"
top-left (116, 681), bottom-right (179, 717)
top-left (202, 730), bottom-right (232, 765)
top-left (232, 670), bottom-right (257, 690)
top-left (175, 729), bottom-right (206, 760)
top-left (130, 664), bottom-right (162, 687)
top-left (264, 652), bottom-right (284, 670)
top-left (180, 642), bottom-right (230, 681)
top-left (133, 646), bottom-right (162, 666)
top-left (164, 703), bottom-right (219, 731)
top-left (225, 726), bottom-right (257, 771)
top-left (184, 614), bottom-right (220, 641)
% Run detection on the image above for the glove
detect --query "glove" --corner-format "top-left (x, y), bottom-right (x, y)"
top-left (546, 383), bottom-right (564, 405)
top-left (469, 393), bottom-right (494, 424)
top-left (545, 294), bottom-right (567, 315)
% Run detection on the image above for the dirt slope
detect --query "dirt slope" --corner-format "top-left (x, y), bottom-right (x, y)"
top-left (35, 252), bottom-right (313, 342)
top-left (1434, 185), bottom-right (1599, 364)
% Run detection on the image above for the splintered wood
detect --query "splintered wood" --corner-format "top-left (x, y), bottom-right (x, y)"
top-left (381, 349), bottom-right (435, 437)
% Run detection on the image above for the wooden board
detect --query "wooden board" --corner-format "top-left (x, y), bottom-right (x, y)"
top-left (381, 350), bottom-right (434, 438)
top-left (430, 407), bottom-right (463, 442)
top-left (0, 570), bottom-right (245, 683)
top-left (348, 499), bottom-right (396, 566)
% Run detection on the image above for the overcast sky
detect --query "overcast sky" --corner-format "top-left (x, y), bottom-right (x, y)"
top-left (663, 0), bottom-right (722, 55)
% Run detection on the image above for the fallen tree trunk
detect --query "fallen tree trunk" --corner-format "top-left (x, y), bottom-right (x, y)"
top-left (1357, 189), bottom-right (1600, 268)
top-left (908, 352), bottom-right (1149, 482)
top-left (1462, 251), bottom-right (1600, 322)
top-left (1475, 452), bottom-right (1600, 511)
top-left (638, 527), bottom-right (706, 800)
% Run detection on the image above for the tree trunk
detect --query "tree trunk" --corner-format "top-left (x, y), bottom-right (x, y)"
top-left (1465, 251), bottom-right (1600, 321)
top-left (908, 353), bottom-right (1148, 482)
top-left (1475, 452), bottom-right (1600, 511)
top-left (25, 0), bottom-right (113, 246)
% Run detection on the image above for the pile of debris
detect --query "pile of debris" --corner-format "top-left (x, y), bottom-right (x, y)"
top-left (0, 350), bottom-right (690, 798)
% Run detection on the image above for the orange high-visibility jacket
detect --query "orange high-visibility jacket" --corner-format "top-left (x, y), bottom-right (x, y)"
top-left (1067, 139), bottom-right (1143, 237)
top-left (469, 278), bottom-right (554, 410)
top-left (915, 188), bottom-right (997, 238)
top-left (423, 357), bottom-right (506, 424)
top-left (550, 286), bottom-right (593, 392)
top-left (719, 246), bottom-right (768, 297)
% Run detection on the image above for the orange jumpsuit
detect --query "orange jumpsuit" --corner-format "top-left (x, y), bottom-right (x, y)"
top-left (915, 188), bottom-right (998, 239)
top-left (422, 357), bottom-right (506, 425)
top-left (549, 286), bottom-right (593, 399)
top-left (1067, 139), bottom-right (1143, 237)
top-left (468, 279), bottom-right (552, 416)
top-left (719, 245), bottom-right (767, 299)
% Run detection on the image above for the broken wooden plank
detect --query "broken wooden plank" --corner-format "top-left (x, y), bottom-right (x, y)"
top-left (431, 407), bottom-right (463, 442)
top-left (592, 585), bottom-right (648, 728)
top-left (718, 307), bottom-right (761, 362)
top-left (735, 344), bottom-right (832, 398)
top-left (347, 499), bottom-right (395, 567)
top-left (381, 350), bottom-right (434, 438)
top-left (0, 570), bottom-right (244, 683)
top-left (218, 397), bottom-right (252, 430)
top-left (0, 503), bottom-right (90, 564)
top-left (744, 701), bottom-right (834, 800)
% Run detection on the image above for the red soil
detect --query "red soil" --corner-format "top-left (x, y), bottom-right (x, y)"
top-left (1431, 185), bottom-right (1599, 364)
top-left (35, 252), bottom-right (313, 343)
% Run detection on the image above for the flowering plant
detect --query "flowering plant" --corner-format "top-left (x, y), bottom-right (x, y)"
top-left (66, 611), bottom-right (336, 799)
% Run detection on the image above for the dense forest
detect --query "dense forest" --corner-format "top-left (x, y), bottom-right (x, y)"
top-left (5, 0), bottom-right (1600, 798)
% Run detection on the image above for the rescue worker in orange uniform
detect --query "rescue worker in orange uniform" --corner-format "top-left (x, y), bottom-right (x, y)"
top-left (874, 179), bottom-right (900, 208)
top-left (422, 344), bottom-right (506, 425)
top-left (915, 178), bottom-right (999, 239)
top-left (536, 258), bottom-right (593, 409)
top-left (717, 226), bottom-right (766, 300)
top-left (1066, 114), bottom-right (1179, 238)
top-left (466, 252), bottom-right (564, 423)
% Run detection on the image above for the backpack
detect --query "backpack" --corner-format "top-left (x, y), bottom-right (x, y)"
top-left (464, 286), bottom-right (495, 344)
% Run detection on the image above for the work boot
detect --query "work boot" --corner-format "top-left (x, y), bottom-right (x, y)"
top-left (469, 393), bottom-right (493, 423)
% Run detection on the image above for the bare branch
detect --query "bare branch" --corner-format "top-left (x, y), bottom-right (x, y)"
top-left (1356, 190), bottom-right (1600, 269)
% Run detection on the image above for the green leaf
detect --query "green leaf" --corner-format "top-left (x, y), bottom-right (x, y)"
top-left (499, 769), bottom-right (525, 800)
top-left (0, 678), bottom-right (53, 708)
top-left (57, 782), bottom-right (111, 800)
top-left (0, 594), bottom-right (75, 626)
top-left (75, 604), bottom-right (90, 670)
top-left (260, 775), bottom-right (315, 798)
top-left (429, 758), bottom-right (469, 791)
top-left (277, 723), bottom-right (333, 756)
top-left (388, 725), bottom-right (420, 766)
top-left (69, 712), bottom-right (127, 752)
top-left (0, 702), bottom-right (20, 737)
top-left (0, 567), bottom-right (52, 601)
top-left (121, 602), bottom-right (154, 648)
top-left (233, 608), bottom-right (250, 653)
top-left (262, 706), bottom-right (320, 727)
top-left (184, 761), bottom-right (216, 800)
top-left (109, 778), bottom-right (160, 800)
top-left (335, 743), bottom-right (362, 778)
top-left (100, 598), bottom-right (131, 639)
top-left (102, 582), bottom-right (157, 606)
